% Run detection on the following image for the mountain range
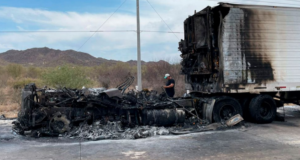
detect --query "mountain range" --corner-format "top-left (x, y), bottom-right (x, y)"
top-left (0, 47), bottom-right (151, 67)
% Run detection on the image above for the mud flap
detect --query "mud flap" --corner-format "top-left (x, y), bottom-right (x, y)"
top-left (202, 99), bottom-right (216, 123)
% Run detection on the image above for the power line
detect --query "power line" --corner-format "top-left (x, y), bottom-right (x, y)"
top-left (77, 0), bottom-right (128, 51)
top-left (145, 0), bottom-right (180, 40)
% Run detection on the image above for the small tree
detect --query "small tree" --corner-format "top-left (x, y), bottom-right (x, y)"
top-left (42, 65), bottom-right (92, 89)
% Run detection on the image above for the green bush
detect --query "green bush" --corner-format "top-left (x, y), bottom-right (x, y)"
top-left (6, 64), bottom-right (23, 78)
top-left (42, 65), bottom-right (92, 89)
top-left (26, 66), bottom-right (41, 78)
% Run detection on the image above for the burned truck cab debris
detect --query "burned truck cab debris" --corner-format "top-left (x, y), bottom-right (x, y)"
top-left (179, 3), bottom-right (300, 124)
top-left (13, 75), bottom-right (244, 139)
top-left (13, 77), bottom-right (200, 138)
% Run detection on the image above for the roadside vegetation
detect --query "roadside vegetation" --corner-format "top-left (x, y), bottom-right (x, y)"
top-left (0, 62), bottom-right (185, 115)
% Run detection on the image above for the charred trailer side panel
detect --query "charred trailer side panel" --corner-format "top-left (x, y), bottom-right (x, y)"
top-left (180, 3), bottom-right (300, 94)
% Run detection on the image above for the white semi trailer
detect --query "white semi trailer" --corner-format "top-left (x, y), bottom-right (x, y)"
top-left (179, 3), bottom-right (300, 123)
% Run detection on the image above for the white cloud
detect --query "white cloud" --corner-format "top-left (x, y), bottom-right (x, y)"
top-left (16, 26), bottom-right (24, 30)
top-left (0, 43), bottom-right (13, 49)
top-left (0, 2), bottom-right (190, 61)
top-left (3, 0), bottom-right (292, 61)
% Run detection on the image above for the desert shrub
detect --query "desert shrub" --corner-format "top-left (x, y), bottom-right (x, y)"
top-left (42, 65), bottom-right (92, 89)
top-left (108, 62), bottom-right (133, 86)
top-left (0, 66), bottom-right (4, 73)
top-left (90, 62), bottom-right (134, 88)
top-left (143, 61), bottom-right (185, 96)
top-left (26, 66), bottom-right (42, 78)
top-left (6, 64), bottom-right (23, 78)
top-left (9, 78), bottom-right (42, 89)
top-left (0, 67), bottom-right (9, 88)
top-left (85, 60), bottom-right (185, 96)
top-left (10, 88), bottom-right (22, 105)
top-left (0, 90), bottom-right (5, 105)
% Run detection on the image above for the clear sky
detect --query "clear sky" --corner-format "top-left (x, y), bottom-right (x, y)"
top-left (0, 0), bottom-right (299, 62)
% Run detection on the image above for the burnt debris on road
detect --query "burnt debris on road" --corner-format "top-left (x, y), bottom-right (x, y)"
top-left (11, 76), bottom-right (244, 140)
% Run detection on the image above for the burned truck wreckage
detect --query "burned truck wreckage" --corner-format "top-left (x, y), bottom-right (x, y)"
top-left (12, 76), bottom-right (243, 139)
top-left (14, 2), bottom-right (300, 139)
top-left (20, 2), bottom-right (300, 139)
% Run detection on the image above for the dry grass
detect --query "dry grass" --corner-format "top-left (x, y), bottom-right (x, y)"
top-left (0, 103), bottom-right (20, 112)
top-left (0, 103), bottom-right (19, 118)
top-left (0, 110), bottom-right (18, 118)
top-left (0, 86), bottom-right (21, 114)
top-left (0, 62), bottom-right (187, 114)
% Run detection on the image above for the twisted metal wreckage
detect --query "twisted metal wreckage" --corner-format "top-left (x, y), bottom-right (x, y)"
top-left (12, 76), bottom-right (243, 140)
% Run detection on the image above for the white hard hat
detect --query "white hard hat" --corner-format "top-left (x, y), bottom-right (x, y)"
top-left (164, 73), bottom-right (170, 79)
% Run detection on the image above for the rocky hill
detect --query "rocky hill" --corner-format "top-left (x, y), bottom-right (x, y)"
top-left (0, 47), bottom-right (123, 67)
top-left (0, 47), bottom-right (171, 67)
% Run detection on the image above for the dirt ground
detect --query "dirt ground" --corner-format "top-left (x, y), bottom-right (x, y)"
top-left (0, 111), bottom-right (18, 119)
top-left (1, 106), bottom-right (300, 160)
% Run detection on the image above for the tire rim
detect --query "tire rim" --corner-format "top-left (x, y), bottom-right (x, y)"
top-left (260, 101), bottom-right (272, 118)
top-left (219, 105), bottom-right (236, 121)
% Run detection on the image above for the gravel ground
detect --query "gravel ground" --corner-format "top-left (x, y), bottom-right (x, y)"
top-left (1, 106), bottom-right (300, 160)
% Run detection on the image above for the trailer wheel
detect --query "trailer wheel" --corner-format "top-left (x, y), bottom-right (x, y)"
top-left (249, 95), bottom-right (276, 123)
top-left (213, 97), bottom-right (242, 122)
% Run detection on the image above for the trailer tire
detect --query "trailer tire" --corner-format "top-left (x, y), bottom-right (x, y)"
top-left (249, 95), bottom-right (276, 123)
top-left (241, 97), bottom-right (253, 121)
top-left (213, 97), bottom-right (242, 122)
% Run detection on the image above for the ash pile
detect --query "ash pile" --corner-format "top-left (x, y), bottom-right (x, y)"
top-left (12, 76), bottom-right (244, 140)
top-left (67, 121), bottom-right (171, 140)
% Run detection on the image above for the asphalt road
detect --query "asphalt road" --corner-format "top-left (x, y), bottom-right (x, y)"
top-left (1, 106), bottom-right (300, 160)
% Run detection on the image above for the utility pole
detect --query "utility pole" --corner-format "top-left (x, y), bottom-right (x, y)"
top-left (136, 0), bottom-right (142, 91)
